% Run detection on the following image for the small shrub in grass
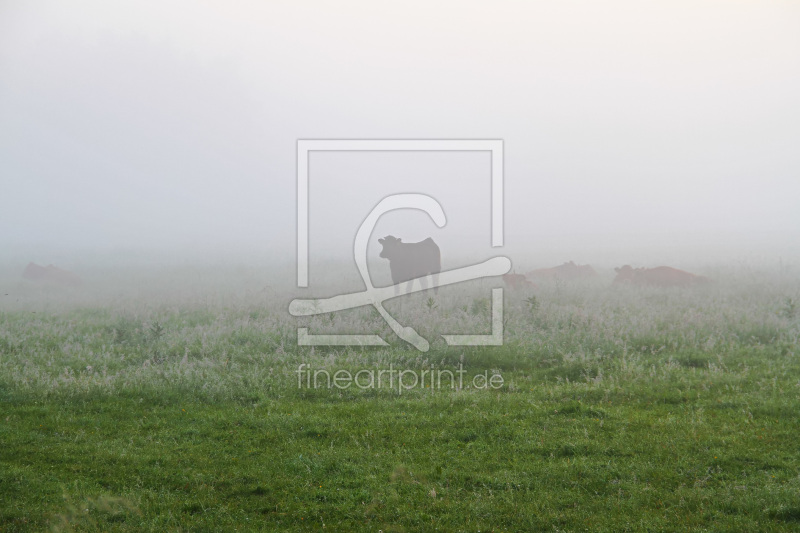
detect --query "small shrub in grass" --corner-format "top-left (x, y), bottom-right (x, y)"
top-left (779, 297), bottom-right (797, 319)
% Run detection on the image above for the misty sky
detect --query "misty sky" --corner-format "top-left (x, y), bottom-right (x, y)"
top-left (2, 1), bottom-right (799, 268)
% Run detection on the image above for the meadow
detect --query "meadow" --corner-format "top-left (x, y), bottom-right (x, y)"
top-left (0, 262), bottom-right (799, 532)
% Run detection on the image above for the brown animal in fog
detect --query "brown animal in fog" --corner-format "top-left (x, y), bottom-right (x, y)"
top-left (21, 262), bottom-right (82, 286)
top-left (613, 265), bottom-right (710, 288)
top-left (502, 272), bottom-right (535, 289)
top-left (527, 261), bottom-right (597, 282)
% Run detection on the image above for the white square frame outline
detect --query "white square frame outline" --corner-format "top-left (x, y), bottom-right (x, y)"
top-left (295, 139), bottom-right (504, 348)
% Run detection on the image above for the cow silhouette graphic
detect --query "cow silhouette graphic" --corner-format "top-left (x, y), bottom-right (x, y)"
top-left (378, 235), bottom-right (441, 295)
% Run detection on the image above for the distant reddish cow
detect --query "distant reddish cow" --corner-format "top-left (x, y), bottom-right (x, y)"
top-left (527, 261), bottom-right (598, 282)
top-left (502, 272), bottom-right (535, 289)
top-left (22, 262), bottom-right (82, 286)
top-left (613, 265), bottom-right (710, 288)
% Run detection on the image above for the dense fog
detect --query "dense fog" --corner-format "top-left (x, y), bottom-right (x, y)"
top-left (2, 1), bottom-right (799, 285)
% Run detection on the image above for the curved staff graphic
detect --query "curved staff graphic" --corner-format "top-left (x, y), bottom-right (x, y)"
top-left (289, 194), bottom-right (511, 351)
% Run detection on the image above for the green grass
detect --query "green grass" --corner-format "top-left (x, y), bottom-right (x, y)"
top-left (0, 268), bottom-right (799, 531)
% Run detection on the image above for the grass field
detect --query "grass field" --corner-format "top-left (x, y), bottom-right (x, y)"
top-left (1, 264), bottom-right (799, 531)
